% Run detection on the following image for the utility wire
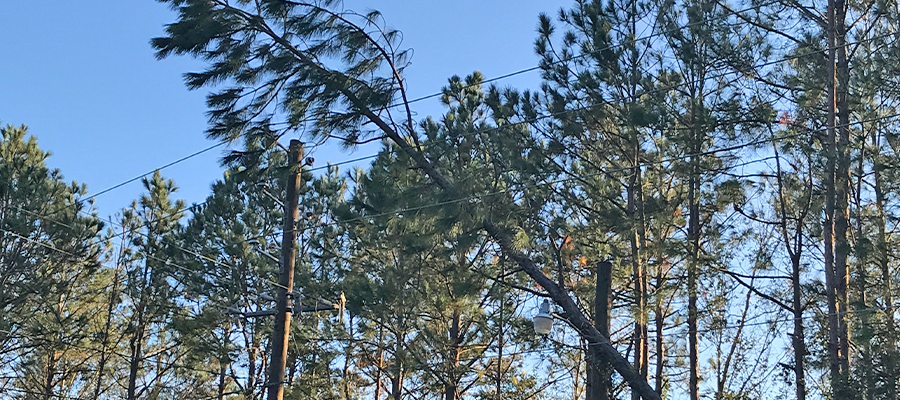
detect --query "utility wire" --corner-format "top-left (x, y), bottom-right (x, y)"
top-left (74, 18), bottom-right (900, 261)
top-left (39, 105), bottom-right (900, 331)
top-left (69, 0), bottom-right (780, 203)
top-left (9, 109), bottom-right (900, 305)
top-left (268, 0), bottom-right (782, 117)
top-left (9, 99), bottom-right (900, 311)
top-left (4, 11), bottom-right (896, 361)
top-left (62, 0), bottom-right (893, 214)
top-left (255, 28), bottom-right (900, 211)
top-left (329, 111), bottom-right (900, 227)
top-left (67, 23), bottom-right (896, 218)
top-left (82, 141), bottom-right (227, 203)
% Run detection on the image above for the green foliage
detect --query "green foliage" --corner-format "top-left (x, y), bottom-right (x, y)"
top-left (152, 0), bottom-right (412, 148)
top-left (0, 124), bottom-right (105, 398)
top-left (5, 0), bottom-right (900, 398)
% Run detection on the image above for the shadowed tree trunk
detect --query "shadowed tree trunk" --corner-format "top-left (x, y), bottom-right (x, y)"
top-left (587, 261), bottom-right (613, 400)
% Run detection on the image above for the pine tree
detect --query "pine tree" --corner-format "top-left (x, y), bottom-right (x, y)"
top-left (0, 124), bottom-right (105, 398)
top-left (118, 171), bottom-right (186, 400)
top-left (152, 1), bottom-right (659, 397)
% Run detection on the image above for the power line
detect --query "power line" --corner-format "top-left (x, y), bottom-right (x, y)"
top-left (56, 0), bottom-right (779, 206)
top-left (0, 206), bottom-right (241, 291)
top-left (10, 109), bottom-right (900, 307)
top-left (83, 141), bottom-right (227, 203)
top-left (9, 76), bottom-right (900, 291)
top-left (58, 0), bottom-right (894, 223)
top-left (0, 227), bottom-right (81, 259)
top-left (87, 20), bottom-right (894, 246)
top-left (332, 111), bottom-right (900, 227)
top-left (271, 0), bottom-right (782, 115)
top-left (67, 145), bottom-right (782, 291)
top-left (270, 29), bottom-right (899, 197)
top-left (67, 23), bottom-right (895, 218)
top-left (3, 7), bottom-right (896, 367)
top-left (4, 135), bottom-right (894, 351)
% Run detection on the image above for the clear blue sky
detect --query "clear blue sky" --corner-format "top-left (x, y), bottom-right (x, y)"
top-left (0, 1), bottom-right (564, 219)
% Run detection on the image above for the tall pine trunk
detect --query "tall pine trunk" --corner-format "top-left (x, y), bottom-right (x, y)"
top-left (94, 230), bottom-right (126, 400)
top-left (790, 250), bottom-right (808, 400)
top-left (391, 341), bottom-right (404, 400)
top-left (626, 2), bottom-right (649, 395)
top-left (825, 0), bottom-right (852, 394)
top-left (374, 326), bottom-right (385, 400)
top-left (686, 78), bottom-right (704, 400)
top-left (776, 148), bottom-right (808, 400)
top-left (687, 152), bottom-right (701, 400)
top-left (588, 261), bottom-right (613, 400)
top-left (873, 139), bottom-right (898, 398)
top-left (833, 0), bottom-right (852, 381)
top-left (127, 259), bottom-right (152, 400)
top-left (127, 303), bottom-right (147, 400)
top-left (445, 310), bottom-right (461, 400)
top-left (629, 143), bottom-right (649, 400)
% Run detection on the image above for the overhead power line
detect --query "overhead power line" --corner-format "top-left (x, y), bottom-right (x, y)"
top-left (73, 23), bottom-right (896, 231)
top-left (82, 141), bottom-right (227, 203)
top-left (11, 100), bottom-right (900, 314)
top-left (333, 111), bottom-right (900, 226)
top-left (9, 108), bottom-right (900, 309)
top-left (71, 15), bottom-right (895, 209)
top-left (5, 8), bottom-right (895, 342)
top-left (400, 0), bottom-right (782, 105)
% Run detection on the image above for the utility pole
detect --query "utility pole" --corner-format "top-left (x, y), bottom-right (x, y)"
top-left (267, 139), bottom-right (303, 400)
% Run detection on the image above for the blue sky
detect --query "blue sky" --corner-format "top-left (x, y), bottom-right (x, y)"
top-left (0, 1), bottom-right (564, 219)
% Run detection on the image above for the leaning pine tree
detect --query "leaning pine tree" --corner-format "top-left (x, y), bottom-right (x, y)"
top-left (151, 0), bottom-right (659, 398)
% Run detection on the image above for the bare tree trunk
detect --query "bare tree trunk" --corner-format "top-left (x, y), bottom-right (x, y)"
top-left (824, 0), bottom-right (843, 393)
top-left (247, 346), bottom-right (258, 400)
top-left (44, 350), bottom-right (56, 400)
top-left (655, 303), bottom-right (666, 395)
top-left (94, 230), bottom-right (125, 400)
top-left (775, 147), bottom-right (808, 400)
top-left (217, 362), bottom-right (228, 400)
top-left (344, 314), bottom-right (355, 400)
top-left (629, 141), bottom-right (649, 400)
top-left (445, 310), bottom-right (461, 400)
top-left (496, 284), bottom-right (504, 400)
top-left (874, 143), bottom-right (898, 399)
top-left (588, 261), bottom-right (613, 400)
top-left (627, 1), bottom-right (649, 395)
top-left (127, 299), bottom-right (148, 400)
top-left (791, 251), bottom-right (808, 400)
top-left (391, 356), bottom-right (403, 400)
top-left (833, 0), bottom-right (852, 382)
top-left (825, 0), bottom-right (852, 395)
top-left (855, 136), bottom-right (873, 400)
top-left (375, 326), bottom-right (384, 400)
top-left (688, 133), bottom-right (701, 400)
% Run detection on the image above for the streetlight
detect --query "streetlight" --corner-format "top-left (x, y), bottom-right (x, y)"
top-left (248, 238), bottom-right (283, 275)
top-left (533, 299), bottom-right (554, 335)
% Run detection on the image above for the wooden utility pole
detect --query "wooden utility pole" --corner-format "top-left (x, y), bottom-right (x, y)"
top-left (267, 139), bottom-right (303, 400)
top-left (587, 261), bottom-right (613, 400)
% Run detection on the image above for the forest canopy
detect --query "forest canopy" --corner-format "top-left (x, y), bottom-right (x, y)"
top-left (2, 0), bottom-right (900, 399)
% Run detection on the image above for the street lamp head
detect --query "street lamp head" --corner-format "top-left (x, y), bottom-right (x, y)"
top-left (533, 299), bottom-right (553, 335)
top-left (260, 293), bottom-right (276, 302)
